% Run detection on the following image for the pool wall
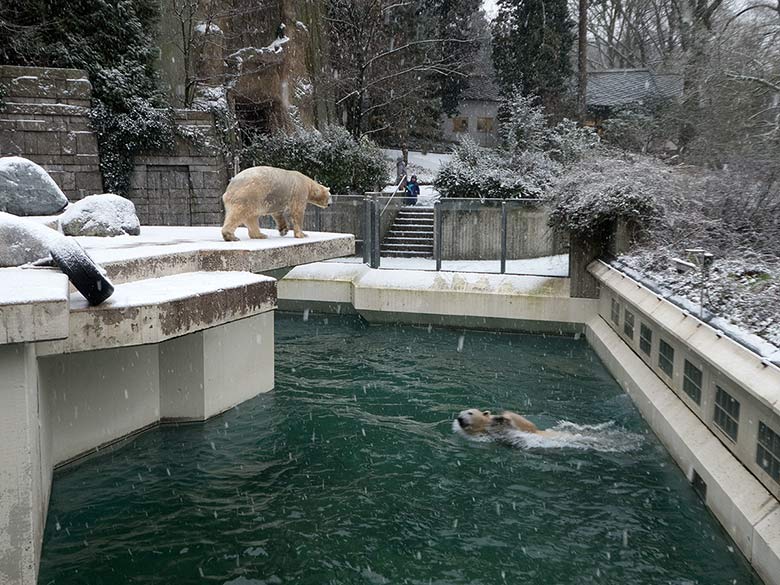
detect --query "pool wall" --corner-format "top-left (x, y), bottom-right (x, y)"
top-left (278, 261), bottom-right (780, 585)
top-left (0, 229), bottom-right (354, 585)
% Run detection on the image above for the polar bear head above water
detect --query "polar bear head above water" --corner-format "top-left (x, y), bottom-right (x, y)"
top-left (454, 408), bottom-right (542, 436)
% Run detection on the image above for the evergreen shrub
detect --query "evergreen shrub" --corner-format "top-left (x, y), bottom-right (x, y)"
top-left (243, 126), bottom-right (387, 194)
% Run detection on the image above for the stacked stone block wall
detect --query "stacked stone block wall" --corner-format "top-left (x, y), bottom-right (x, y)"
top-left (0, 65), bottom-right (103, 200)
top-left (128, 110), bottom-right (228, 226)
top-left (0, 65), bottom-right (228, 226)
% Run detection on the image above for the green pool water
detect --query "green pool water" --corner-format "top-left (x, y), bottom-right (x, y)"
top-left (39, 314), bottom-right (761, 584)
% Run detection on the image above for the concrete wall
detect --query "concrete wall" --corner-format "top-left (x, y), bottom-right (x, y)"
top-left (0, 65), bottom-right (103, 200)
top-left (438, 201), bottom-right (567, 261)
top-left (591, 261), bottom-right (780, 501)
top-left (260, 194), bottom-right (403, 252)
top-left (128, 110), bottom-right (228, 226)
top-left (441, 99), bottom-right (500, 147)
top-left (0, 344), bottom-right (45, 585)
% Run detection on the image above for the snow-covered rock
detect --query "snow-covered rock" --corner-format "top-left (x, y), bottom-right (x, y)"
top-left (0, 156), bottom-right (69, 216)
top-left (0, 211), bottom-right (60, 267)
top-left (61, 194), bottom-right (141, 237)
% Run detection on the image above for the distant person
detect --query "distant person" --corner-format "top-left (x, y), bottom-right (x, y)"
top-left (405, 174), bottom-right (420, 206)
top-left (395, 158), bottom-right (408, 190)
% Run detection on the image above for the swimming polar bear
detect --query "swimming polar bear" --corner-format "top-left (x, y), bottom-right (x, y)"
top-left (454, 408), bottom-right (551, 437)
top-left (221, 166), bottom-right (332, 241)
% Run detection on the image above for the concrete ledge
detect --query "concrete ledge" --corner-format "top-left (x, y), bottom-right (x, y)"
top-left (77, 226), bottom-right (355, 284)
top-left (36, 271), bottom-right (275, 355)
top-left (586, 316), bottom-right (780, 585)
top-left (279, 262), bottom-right (598, 331)
top-left (0, 268), bottom-right (69, 344)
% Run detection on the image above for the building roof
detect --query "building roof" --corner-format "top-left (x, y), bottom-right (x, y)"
top-left (587, 69), bottom-right (683, 107)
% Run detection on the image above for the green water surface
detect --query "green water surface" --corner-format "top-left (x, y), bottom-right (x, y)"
top-left (38, 314), bottom-right (761, 584)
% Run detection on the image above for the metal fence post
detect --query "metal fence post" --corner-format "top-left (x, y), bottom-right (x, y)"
top-left (371, 193), bottom-right (381, 269)
top-left (315, 205), bottom-right (323, 232)
top-left (500, 201), bottom-right (508, 274)
top-left (363, 196), bottom-right (371, 264)
top-left (434, 200), bottom-right (442, 271)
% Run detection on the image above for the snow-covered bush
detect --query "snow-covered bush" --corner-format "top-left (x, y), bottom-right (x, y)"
top-left (91, 98), bottom-right (175, 196)
top-left (242, 126), bottom-right (387, 193)
top-left (547, 155), bottom-right (681, 237)
top-left (435, 89), bottom-right (595, 199)
top-left (546, 118), bottom-right (600, 164)
top-left (435, 138), bottom-right (561, 200)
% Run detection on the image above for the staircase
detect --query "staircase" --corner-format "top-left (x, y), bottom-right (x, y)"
top-left (381, 207), bottom-right (434, 257)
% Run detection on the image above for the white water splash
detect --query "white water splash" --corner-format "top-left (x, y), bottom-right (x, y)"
top-left (453, 419), bottom-right (643, 453)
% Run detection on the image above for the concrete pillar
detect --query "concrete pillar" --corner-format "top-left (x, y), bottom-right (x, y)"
top-left (569, 232), bottom-right (603, 299)
top-left (37, 345), bottom-right (161, 466)
top-left (160, 312), bottom-right (274, 421)
top-left (0, 344), bottom-right (47, 585)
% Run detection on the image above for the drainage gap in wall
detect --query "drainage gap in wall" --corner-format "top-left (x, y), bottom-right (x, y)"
top-left (692, 469), bottom-right (708, 502)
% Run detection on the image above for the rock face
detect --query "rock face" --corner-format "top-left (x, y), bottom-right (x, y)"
top-left (0, 156), bottom-right (70, 216)
top-left (0, 211), bottom-right (60, 267)
top-left (61, 194), bottom-right (141, 237)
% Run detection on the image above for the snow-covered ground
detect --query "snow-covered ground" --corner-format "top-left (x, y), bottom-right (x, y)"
top-left (327, 253), bottom-right (569, 277)
top-left (382, 149), bottom-right (452, 184)
top-left (620, 250), bottom-right (780, 353)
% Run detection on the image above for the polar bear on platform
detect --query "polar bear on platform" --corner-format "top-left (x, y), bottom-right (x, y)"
top-left (221, 166), bottom-right (332, 241)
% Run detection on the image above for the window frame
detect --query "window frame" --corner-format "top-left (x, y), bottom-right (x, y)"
top-left (682, 359), bottom-right (703, 405)
top-left (757, 421), bottom-right (780, 483)
top-left (610, 297), bottom-right (621, 326)
top-left (658, 338), bottom-right (675, 378)
top-left (623, 309), bottom-right (635, 339)
top-left (639, 323), bottom-right (652, 356)
top-left (713, 385), bottom-right (740, 442)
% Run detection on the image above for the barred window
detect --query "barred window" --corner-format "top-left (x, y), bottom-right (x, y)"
top-left (611, 298), bottom-right (620, 325)
top-left (452, 117), bottom-right (469, 133)
top-left (623, 309), bottom-right (635, 339)
top-left (639, 323), bottom-right (652, 356)
top-left (757, 422), bottom-right (780, 483)
top-left (683, 360), bottom-right (702, 405)
top-left (713, 386), bottom-right (740, 442)
top-left (658, 339), bottom-right (674, 377)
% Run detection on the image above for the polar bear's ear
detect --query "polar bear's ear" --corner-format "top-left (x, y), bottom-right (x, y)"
top-left (482, 410), bottom-right (491, 417)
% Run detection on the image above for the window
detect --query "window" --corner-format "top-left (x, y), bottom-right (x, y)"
top-left (639, 323), bottom-right (652, 356)
top-left (658, 339), bottom-right (674, 377)
top-left (757, 422), bottom-right (780, 483)
top-left (623, 309), bottom-right (635, 339)
top-left (610, 298), bottom-right (620, 326)
top-left (477, 117), bottom-right (495, 133)
top-left (683, 360), bottom-right (702, 405)
top-left (713, 386), bottom-right (740, 442)
top-left (452, 117), bottom-right (469, 133)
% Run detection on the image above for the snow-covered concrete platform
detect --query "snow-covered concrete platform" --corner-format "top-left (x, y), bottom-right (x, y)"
top-left (76, 226), bottom-right (355, 283)
top-left (0, 226), bottom-right (353, 585)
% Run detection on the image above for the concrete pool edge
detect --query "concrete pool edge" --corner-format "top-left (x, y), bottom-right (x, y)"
top-left (278, 260), bottom-right (780, 585)
top-left (586, 316), bottom-right (780, 585)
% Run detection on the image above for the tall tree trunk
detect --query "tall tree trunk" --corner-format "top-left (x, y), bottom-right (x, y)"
top-left (577, 0), bottom-right (588, 121)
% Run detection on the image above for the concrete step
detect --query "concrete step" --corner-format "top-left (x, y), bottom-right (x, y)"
top-left (381, 243), bottom-right (434, 252)
top-left (382, 250), bottom-right (433, 258)
top-left (394, 219), bottom-right (434, 227)
top-left (384, 236), bottom-right (434, 244)
top-left (388, 232), bottom-right (434, 240)
top-left (397, 210), bottom-right (434, 218)
top-left (389, 224), bottom-right (433, 233)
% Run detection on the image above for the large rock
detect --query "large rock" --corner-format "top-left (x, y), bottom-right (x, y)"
top-left (0, 156), bottom-right (69, 216)
top-left (0, 211), bottom-right (60, 267)
top-left (61, 193), bottom-right (141, 237)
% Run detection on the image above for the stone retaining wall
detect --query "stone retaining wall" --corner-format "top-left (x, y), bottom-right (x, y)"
top-left (0, 65), bottom-right (228, 226)
top-left (0, 65), bottom-right (103, 199)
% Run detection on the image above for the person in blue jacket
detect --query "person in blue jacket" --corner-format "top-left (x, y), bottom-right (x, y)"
top-left (405, 174), bottom-right (420, 205)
